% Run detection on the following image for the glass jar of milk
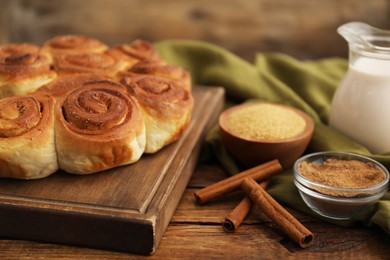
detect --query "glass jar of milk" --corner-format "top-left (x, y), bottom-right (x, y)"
top-left (330, 22), bottom-right (390, 154)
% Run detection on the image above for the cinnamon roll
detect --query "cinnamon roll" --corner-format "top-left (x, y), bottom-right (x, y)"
top-left (55, 79), bottom-right (146, 174)
top-left (34, 73), bottom-right (109, 99)
top-left (0, 95), bottom-right (58, 179)
top-left (121, 75), bottom-right (193, 153)
top-left (43, 34), bottom-right (108, 55)
top-left (114, 39), bottom-right (163, 67)
top-left (125, 61), bottom-right (192, 91)
top-left (0, 35), bottom-right (194, 179)
top-left (0, 43), bottom-right (57, 98)
top-left (53, 48), bottom-right (129, 77)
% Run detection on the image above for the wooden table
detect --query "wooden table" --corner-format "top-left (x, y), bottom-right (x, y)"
top-left (0, 163), bottom-right (388, 259)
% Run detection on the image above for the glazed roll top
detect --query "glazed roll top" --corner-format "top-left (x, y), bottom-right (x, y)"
top-left (114, 39), bottom-right (163, 67)
top-left (34, 73), bottom-right (109, 99)
top-left (52, 49), bottom-right (130, 77)
top-left (43, 34), bottom-right (109, 55)
top-left (121, 75), bottom-right (193, 153)
top-left (55, 79), bottom-right (146, 174)
top-left (0, 35), bottom-right (194, 178)
top-left (0, 95), bottom-right (58, 179)
top-left (125, 61), bottom-right (192, 91)
top-left (0, 43), bottom-right (57, 98)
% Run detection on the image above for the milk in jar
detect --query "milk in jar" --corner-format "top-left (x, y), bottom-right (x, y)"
top-left (329, 22), bottom-right (390, 154)
top-left (329, 58), bottom-right (390, 153)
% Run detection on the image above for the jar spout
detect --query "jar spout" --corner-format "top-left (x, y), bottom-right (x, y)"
top-left (338, 22), bottom-right (374, 49)
top-left (338, 21), bottom-right (390, 52)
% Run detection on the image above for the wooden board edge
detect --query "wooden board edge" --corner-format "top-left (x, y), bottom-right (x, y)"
top-left (149, 86), bottom-right (225, 254)
top-left (0, 86), bottom-right (226, 255)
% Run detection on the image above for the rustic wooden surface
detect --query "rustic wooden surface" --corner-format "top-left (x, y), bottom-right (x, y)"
top-left (0, 87), bottom-right (224, 255)
top-left (0, 163), bottom-right (388, 259)
top-left (1, 1), bottom-right (389, 258)
top-left (2, 0), bottom-right (390, 59)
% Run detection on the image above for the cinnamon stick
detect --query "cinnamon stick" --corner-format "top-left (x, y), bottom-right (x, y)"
top-left (241, 178), bottom-right (314, 248)
top-left (194, 159), bottom-right (282, 204)
top-left (222, 181), bottom-right (268, 233)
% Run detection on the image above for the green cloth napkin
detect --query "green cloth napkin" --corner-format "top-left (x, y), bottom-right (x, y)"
top-left (155, 40), bottom-right (390, 235)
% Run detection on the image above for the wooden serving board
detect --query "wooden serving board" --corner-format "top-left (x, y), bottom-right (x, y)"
top-left (0, 86), bottom-right (224, 255)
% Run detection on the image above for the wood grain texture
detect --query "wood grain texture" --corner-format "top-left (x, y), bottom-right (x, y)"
top-left (0, 86), bottom-right (225, 255)
top-left (1, 1), bottom-right (390, 257)
top-left (2, 0), bottom-right (390, 59)
top-left (0, 164), bottom-right (388, 259)
top-left (0, 0), bottom-right (10, 44)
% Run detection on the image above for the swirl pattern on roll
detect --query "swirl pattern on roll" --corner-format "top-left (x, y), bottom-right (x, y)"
top-left (53, 49), bottom-right (129, 77)
top-left (0, 95), bottom-right (58, 179)
top-left (0, 35), bottom-right (193, 179)
top-left (121, 75), bottom-right (193, 153)
top-left (114, 39), bottom-right (162, 66)
top-left (55, 79), bottom-right (146, 174)
top-left (0, 43), bottom-right (57, 98)
top-left (35, 73), bottom-right (109, 98)
top-left (0, 96), bottom-right (41, 137)
top-left (125, 61), bottom-right (192, 91)
top-left (43, 35), bottom-right (108, 55)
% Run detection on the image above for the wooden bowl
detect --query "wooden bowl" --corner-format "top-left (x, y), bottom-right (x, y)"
top-left (219, 102), bottom-right (314, 169)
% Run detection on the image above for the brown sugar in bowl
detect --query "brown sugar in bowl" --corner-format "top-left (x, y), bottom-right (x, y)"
top-left (219, 102), bottom-right (314, 169)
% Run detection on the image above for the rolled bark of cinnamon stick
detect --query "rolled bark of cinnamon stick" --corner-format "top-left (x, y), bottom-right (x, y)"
top-left (194, 159), bottom-right (282, 204)
top-left (222, 181), bottom-right (268, 233)
top-left (222, 197), bottom-right (252, 233)
top-left (241, 178), bottom-right (314, 248)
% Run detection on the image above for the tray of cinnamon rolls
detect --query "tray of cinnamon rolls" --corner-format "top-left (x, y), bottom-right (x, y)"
top-left (0, 35), bottom-right (194, 179)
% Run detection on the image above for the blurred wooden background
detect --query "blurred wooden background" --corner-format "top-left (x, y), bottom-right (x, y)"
top-left (1, 0), bottom-right (390, 60)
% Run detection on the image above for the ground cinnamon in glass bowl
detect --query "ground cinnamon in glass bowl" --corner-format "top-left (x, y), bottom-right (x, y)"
top-left (293, 152), bottom-right (389, 220)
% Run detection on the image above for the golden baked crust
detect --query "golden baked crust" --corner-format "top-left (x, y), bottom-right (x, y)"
top-left (0, 43), bottom-right (57, 98)
top-left (0, 36), bottom-right (193, 178)
top-left (55, 79), bottom-right (146, 174)
top-left (121, 75), bottom-right (193, 153)
top-left (53, 48), bottom-right (130, 77)
top-left (0, 95), bottom-right (58, 179)
top-left (34, 73), bottom-right (109, 98)
top-left (43, 35), bottom-right (108, 55)
top-left (114, 39), bottom-right (162, 63)
top-left (122, 60), bottom-right (192, 91)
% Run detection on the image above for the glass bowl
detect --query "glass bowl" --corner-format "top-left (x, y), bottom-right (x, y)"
top-left (293, 152), bottom-right (389, 220)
